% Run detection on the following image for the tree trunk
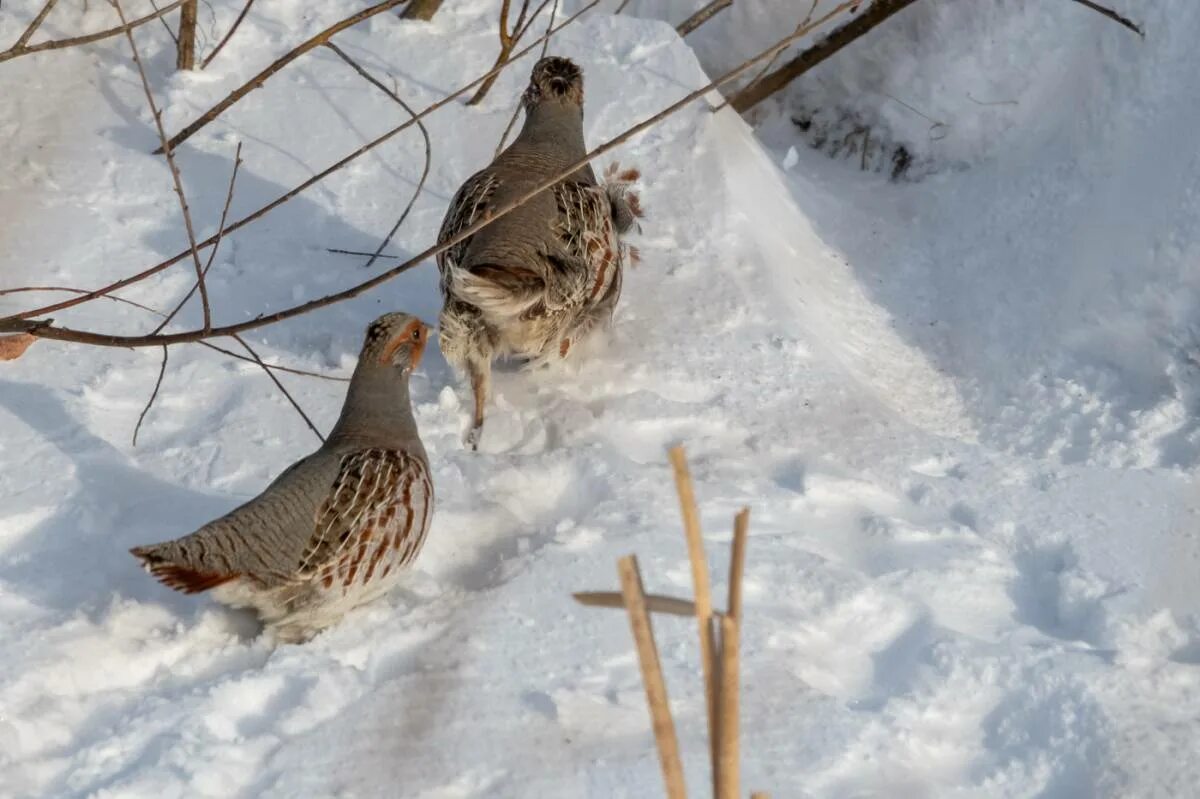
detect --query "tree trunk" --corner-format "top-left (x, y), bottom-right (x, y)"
top-left (176, 0), bottom-right (198, 70)
top-left (402, 0), bottom-right (444, 20)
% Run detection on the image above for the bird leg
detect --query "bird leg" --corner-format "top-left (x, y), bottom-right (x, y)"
top-left (465, 357), bottom-right (491, 451)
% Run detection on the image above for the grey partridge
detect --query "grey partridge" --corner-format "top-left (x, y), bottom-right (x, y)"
top-left (437, 56), bottom-right (643, 449)
top-left (130, 312), bottom-right (435, 643)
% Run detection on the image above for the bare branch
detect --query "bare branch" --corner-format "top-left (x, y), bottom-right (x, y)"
top-left (200, 0), bottom-right (254, 69)
top-left (132, 346), bottom-right (169, 445)
top-left (495, 0), bottom-right (557, 156)
top-left (5, 0), bottom-right (855, 347)
top-left (0, 0), bottom-right (186, 64)
top-left (154, 0), bottom-right (408, 154)
top-left (676, 0), bottom-right (731, 37)
top-left (114, 0), bottom-right (212, 332)
top-left (730, 0), bottom-right (922, 113)
top-left (3, 0), bottom-right (604, 323)
top-left (1067, 0), bottom-right (1144, 37)
top-left (323, 42), bottom-right (432, 270)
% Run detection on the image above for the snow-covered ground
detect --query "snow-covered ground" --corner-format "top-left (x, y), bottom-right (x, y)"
top-left (2, 1), bottom-right (1198, 796)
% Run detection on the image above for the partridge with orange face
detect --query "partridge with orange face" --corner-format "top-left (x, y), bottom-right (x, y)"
top-left (130, 312), bottom-right (435, 643)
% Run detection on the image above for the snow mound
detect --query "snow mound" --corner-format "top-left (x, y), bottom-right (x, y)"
top-left (1, 1), bottom-right (1198, 797)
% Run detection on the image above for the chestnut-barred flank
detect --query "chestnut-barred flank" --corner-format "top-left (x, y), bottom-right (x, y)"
top-left (523, 56), bottom-right (584, 109)
top-left (129, 311), bottom-right (434, 644)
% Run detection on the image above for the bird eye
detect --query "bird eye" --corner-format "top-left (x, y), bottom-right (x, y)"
top-left (411, 327), bottom-right (421, 341)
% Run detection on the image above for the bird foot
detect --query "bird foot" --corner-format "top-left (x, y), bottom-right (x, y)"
top-left (464, 425), bottom-right (482, 451)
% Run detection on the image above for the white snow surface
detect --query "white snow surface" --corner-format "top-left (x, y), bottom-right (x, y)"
top-left (2, 1), bottom-right (1199, 797)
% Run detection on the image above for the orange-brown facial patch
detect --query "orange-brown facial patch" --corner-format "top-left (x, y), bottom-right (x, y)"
top-left (378, 320), bottom-right (428, 368)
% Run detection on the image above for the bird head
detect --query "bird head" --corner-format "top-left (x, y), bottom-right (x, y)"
top-left (360, 312), bottom-right (429, 374)
top-left (522, 56), bottom-right (584, 111)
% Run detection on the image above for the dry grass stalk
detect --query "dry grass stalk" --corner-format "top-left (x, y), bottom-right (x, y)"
top-left (0, 0), bottom-right (186, 64)
top-left (728, 507), bottom-right (750, 620)
top-left (618, 555), bottom-right (688, 799)
top-left (572, 591), bottom-right (696, 617)
top-left (176, 0), bottom-right (197, 69)
top-left (716, 613), bottom-right (740, 799)
top-left (668, 445), bottom-right (719, 791)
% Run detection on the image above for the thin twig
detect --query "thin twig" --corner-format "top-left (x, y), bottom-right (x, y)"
top-left (155, 0), bottom-right (408, 154)
top-left (1067, 0), bottom-right (1144, 37)
top-left (132, 346), bottom-right (168, 446)
top-left (231, 333), bottom-right (325, 443)
top-left (466, 0), bottom-right (531, 106)
top-left (323, 42), bottom-right (432, 270)
top-left (668, 444), bottom-right (718, 794)
top-left (12, 0), bottom-right (61, 49)
top-left (326, 247), bottom-right (402, 259)
top-left (115, 0), bottom-right (212, 332)
top-left (146, 0), bottom-right (182, 45)
top-left (4, 0), bottom-right (604, 323)
top-left (5, 0), bottom-right (853, 344)
top-left (495, 0), bottom-right (557, 156)
top-left (0, 287), bottom-right (347, 381)
top-left (0, 0), bottom-right (186, 63)
top-left (199, 0), bottom-right (254, 69)
top-left (716, 613), bottom-right (740, 799)
top-left (618, 555), bottom-right (687, 799)
top-left (572, 590), bottom-right (696, 616)
top-left (152, 142), bottom-right (242, 335)
top-left (728, 507), bottom-right (749, 620)
top-left (676, 0), bottom-right (731, 37)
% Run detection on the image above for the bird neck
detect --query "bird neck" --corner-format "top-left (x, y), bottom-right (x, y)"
top-left (328, 364), bottom-right (419, 448)
top-left (514, 102), bottom-right (587, 160)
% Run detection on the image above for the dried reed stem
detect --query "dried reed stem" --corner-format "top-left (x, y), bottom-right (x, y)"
top-left (572, 591), bottom-right (696, 617)
top-left (668, 444), bottom-right (719, 793)
top-left (716, 613), bottom-right (740, 799)
top-left (618, 555), bottom-right (687, 799)
top-left (728, 507), bottom-right (749, 620)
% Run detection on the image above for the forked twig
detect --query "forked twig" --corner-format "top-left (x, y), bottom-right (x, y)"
top-left (155, 0), bottom-right (408, 153)
top-left (12, 0), bottom-right (61, 49)
top-left (323, 42), bottom-right (432, 270)
top-left (115, 0), bottom-right (212, 332)
top-left (0, 0), bottom-right (186, 64)
top-left (494, 0), bottom-right (558, 156)
top-left (152, 142), bottom-right (242, 335)
top-left (668, 444), bottom-right (719, 792)
top-left (618, 555), bottom-right (688, 799)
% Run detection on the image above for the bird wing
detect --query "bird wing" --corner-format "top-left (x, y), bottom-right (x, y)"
top-left (437, 168), bottom-right (500, 278)
top-left (547, 180), bottom-right (624, 311)
top-left (296, 448), bottom-right (434, 591)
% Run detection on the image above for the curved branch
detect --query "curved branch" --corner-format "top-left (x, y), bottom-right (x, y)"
top-left (5, 0), bottom-right (861, 349)
top-left (0, 0), bottom-right (186, 64)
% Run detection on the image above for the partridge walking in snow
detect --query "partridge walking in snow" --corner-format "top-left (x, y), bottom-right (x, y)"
top-left (437, 56), bottom-right (643, 448)
top-left (130, 313), bottom-right (435, 643)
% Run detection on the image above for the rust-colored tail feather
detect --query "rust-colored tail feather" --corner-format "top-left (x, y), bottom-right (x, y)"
top-left (130, 546), bottom-right (238, 594)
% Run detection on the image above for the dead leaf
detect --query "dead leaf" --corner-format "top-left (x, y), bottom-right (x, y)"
top-left (0, 333), bottom-right (37, 361)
